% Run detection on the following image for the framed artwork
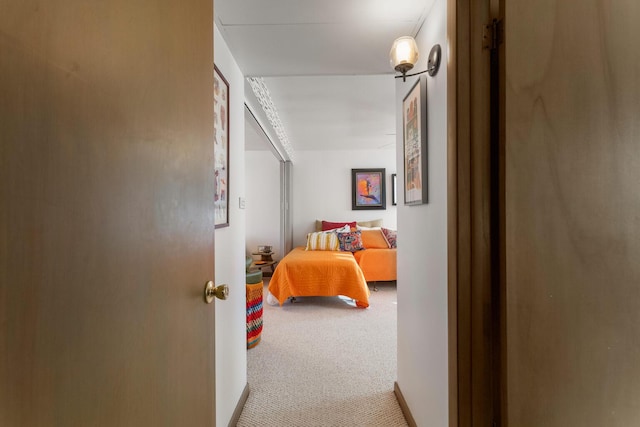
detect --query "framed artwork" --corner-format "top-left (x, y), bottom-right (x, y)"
top-left (402, 76), bottom-right (428, 205)
top-left (351, 168), bottom-right (386, 210)
top-left (214, 65), bottom-right (229, 228)
top-left (391, 173), bottom-right (397, 206)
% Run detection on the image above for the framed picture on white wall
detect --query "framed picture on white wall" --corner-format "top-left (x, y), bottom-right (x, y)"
top-left (402, 76), bottom-right (428, 205)
top-left (214, 65), bottom-right (230, 228)
top-left (351, 168), bottom-right (386, 210)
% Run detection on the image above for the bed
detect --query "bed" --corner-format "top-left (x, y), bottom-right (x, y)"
top-left (268, 247), bottom-right (370, 308)
top-left (353, 248), bottom-right (397, 282)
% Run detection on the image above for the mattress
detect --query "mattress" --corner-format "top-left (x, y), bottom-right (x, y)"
top-left (268, 247), bottom-right (370, 308)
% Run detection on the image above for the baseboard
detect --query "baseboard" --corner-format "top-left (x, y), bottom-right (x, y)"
top-left (394, 381), bottom-right (417, 427)
top-left (228, 383), bottom-right (250, 427)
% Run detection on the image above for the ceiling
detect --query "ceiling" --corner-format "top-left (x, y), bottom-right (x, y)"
top-left (215, 0), bottom-right (433, 152)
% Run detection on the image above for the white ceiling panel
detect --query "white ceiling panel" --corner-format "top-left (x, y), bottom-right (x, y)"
top-left (216, 0), bottom-right (429, 26)
top-left (263, 75), bottom-right (396, 151)
top-left (222, 22), bottom-right (416, 77)
top-left (215, 0), bottom-right (433, 152)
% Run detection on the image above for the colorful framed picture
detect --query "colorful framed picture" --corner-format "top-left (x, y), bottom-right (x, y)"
top-left (214, 65), bottom-right (229, 228)
top-left (351, 168), bottom-right (386, 210)
top-left (402, 76), bottom-right (428, 205)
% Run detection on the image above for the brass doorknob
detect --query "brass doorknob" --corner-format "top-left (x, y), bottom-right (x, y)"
top-left (204, 281), bottom-right (229, 303)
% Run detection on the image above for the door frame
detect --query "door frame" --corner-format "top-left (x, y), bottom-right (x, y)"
top-left (448, 0), bottom-right (503, 425)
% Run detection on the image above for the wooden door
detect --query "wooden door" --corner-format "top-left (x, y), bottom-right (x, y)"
top-left (503, 1), bottom-right (640, 425)
top-left (0, 1), bottom-right (217, 425)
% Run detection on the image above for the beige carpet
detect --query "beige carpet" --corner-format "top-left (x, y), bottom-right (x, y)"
top-left (237, 281), bottom-right (408, 427)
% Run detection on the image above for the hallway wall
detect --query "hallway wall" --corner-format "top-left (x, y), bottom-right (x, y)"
top-left (213, 24), bottom-right (248, 427)
top-left (394, 0), bottom-right (449, 424)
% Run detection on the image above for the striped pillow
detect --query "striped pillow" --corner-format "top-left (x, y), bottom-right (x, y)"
top-left (305, 231), bottom-right (340, 251)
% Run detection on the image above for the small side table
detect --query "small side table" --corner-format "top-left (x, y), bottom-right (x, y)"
top-left (252, 252), bottom-right (277, 276)
top-left (253, 251), bottom-right (274, 262)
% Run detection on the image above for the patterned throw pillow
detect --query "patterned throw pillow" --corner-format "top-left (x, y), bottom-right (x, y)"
top-left (381, 228), bottom-right (397, 248)
top-left (336, 231), bottom-right (365, 252)
top-left (305, 231), bottom-right (340, 251)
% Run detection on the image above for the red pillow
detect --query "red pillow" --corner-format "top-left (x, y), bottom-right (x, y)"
top-left (321, 220), bottom-right (357, 231)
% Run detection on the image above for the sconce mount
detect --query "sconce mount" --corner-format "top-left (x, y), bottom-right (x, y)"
top-left (390, 39), bottom-right (442, 81)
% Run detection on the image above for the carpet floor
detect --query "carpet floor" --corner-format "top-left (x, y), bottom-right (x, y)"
top-left (237, 281), bottom-right (408, 427)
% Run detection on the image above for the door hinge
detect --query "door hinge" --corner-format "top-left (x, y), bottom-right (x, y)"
top-left (483, 19), bottom-right (504, 50)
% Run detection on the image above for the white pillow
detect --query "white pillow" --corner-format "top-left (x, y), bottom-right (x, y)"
top-left (327, 224), bottom-right (351, 233)
top-left (356, 225), bottom-right (382, 231)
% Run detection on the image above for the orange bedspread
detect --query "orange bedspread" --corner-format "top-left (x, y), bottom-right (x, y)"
top-left (353, 248), bottom-right (397, 282)
top-left (268, 247), bottom-right (370, 308)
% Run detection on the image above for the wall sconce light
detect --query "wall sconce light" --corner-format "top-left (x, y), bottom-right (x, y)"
top-left (389, 36), bottom-right (442, 81)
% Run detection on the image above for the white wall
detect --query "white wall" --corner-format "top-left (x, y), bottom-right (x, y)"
top-left (245, 151), bottom-right (281, 260)
top-left (292, 150), bottom-right (397, 247)
top-left (395, 0), bottom-right (449, 424)
top-left (213, 24), bottom-right (247, 427)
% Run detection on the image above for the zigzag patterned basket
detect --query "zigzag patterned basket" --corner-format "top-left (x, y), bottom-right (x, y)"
top-left (246, 281), bottom-right (264, 349)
